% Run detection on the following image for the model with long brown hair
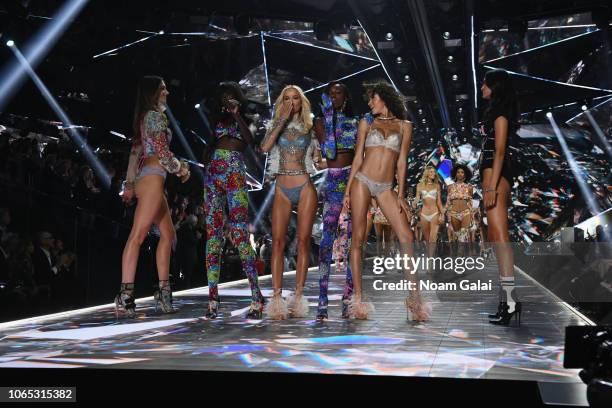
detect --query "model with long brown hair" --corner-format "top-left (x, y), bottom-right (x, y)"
top-left (117, 76), bottom-right (190, 317)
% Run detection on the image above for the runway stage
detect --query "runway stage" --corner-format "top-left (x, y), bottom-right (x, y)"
top-left (0, 258), bottom-right (592, 389)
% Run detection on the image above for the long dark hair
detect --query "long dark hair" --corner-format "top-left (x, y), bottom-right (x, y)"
top-left (363, 80), bottom-right (408, 120)
top-left (325, 81), bottom-right (354, 117)
top-left (203, 81), bottom-right (249, 164)
top-left (210, 81), bottom-right (248, 125)
top-left (483, 69), bottom-right (519, 127)
top-left (133, 75), bottom-right (164, 143)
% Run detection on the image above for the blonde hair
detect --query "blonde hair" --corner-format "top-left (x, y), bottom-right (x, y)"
top-left (419, 165), bottom-right (439, 185)
top-left (272, 85), bottom-right (313, 131)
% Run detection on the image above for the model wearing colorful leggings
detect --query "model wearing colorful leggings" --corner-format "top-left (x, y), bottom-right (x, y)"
top-left (203, 81), bottom-right (264, 319)
top-left (313, 83), bottom-right (358, 320)
top-left (205, 149), bottom-right (264, 318)
top-left (318, 166), bottom-right (353, 318)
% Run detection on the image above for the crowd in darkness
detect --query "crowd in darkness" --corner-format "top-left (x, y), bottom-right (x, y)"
top-left (0, 128), bottom-right (274, 322)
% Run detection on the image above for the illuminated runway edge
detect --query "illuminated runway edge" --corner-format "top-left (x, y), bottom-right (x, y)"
top-left (0, 259), bottom-right (589, 382)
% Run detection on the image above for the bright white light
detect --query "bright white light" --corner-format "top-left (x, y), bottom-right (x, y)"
top-left (8, 43), bottom-right (111, 188)
top-left (0, 0), bottom-right (89, 112)
top-left (546, 112), bottom-right (553, 118)
top-left (581, 105), bottom-right (587, 111)
top-left (194, 103), bottom-right (201, 109)
top-left (159, 30), bottom-right (165, 34)
top-left (385, 32), bottom-right (393, 41)
top-left (6, 40), bottom-right (15, 47)
top-left (109, 130), bottom-right (126, 139)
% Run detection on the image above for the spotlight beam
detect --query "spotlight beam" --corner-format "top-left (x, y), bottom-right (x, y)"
top-left (195, 108), bottom-right (213, 136)
top-left (355, 19), bottom-right (399, 92)
top-left (260, 32), bottom-right (272, 110)
top-left (584, 110), bottom-right (612, 161)
top-left (406, 0), bottom-right (451, 128)
top-left (0, 0), bottom-right (89, 112)
top-left (189, 129), bottom-right (208, 146)
top-left (547, 113), bottom-right (601, 215)
top-left (565, 96), bottom-right (612, 123)
top-left (483, 30), bottom-right (601, 64)
top-left (470, 14), bottom-right (478, 112)
top-left (483, 65), bottom-right (612, 93)
top-left (253, 183), bottom-right (275, 227)
top-left (263, 33), bottom-right (379, 62)
top-left (8, 44), bottom-right (110, 189)
top-left (165, 107), bottom-right (204, 184)
top-left (93, 34), bottom-right (156, 59)
top-left (303, 64), bottom-right (381, 94)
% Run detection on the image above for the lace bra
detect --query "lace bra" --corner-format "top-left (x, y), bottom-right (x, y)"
top-left (364, 122), bottom-right (403, 153)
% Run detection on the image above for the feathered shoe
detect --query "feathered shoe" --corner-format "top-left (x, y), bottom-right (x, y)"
top-left (405, 296), bottom-right (432, 322)
top-left (347, 294), bottom-right (375, 320)
top-left (263, 289), bottom-right (289, 320)
top-left (287, 288), bottom-right (309, 318)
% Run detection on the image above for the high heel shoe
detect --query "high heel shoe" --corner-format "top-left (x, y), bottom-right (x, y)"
top-left (153, 282), bottom-right (175, 314)
top-left (405, 296), bottom-right (431, 322)
top-left (489, 302), bottom-right (522, 326)
top-left (488, 301), bottom-right (504, 319)
top-left (246, 294), bottom-right (265, 319)
top-left (316, 309), bottom-right (328, 320)
top-left (287, 288), bottom-right (309, 318)
top-left (348, 294), bottom-right (374, 320)
top-left (114, 283), bottom-right (136, 318)
top-left (205, 298), bottom-right (220, 319)
top-left (316, 295), bottom-right (328, 320)
top-left (264, 289), bottom-right (289, 320)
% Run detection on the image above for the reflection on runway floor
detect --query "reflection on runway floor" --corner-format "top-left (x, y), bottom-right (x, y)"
top-left (0, 259), bottom-right (588, 383)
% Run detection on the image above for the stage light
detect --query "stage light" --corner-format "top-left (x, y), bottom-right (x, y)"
top-left (581, 105), bottom-right (588, 111)
top-left (0, 0), bottom-right (88, 112)
top-left (459, 117), bottom-right (464, 123)
top-left (6, 40), bottom-right (15, 47)
top-left (547, 113), bottom-right (601, 215)
top-left (159, 30), bottom-right (165, 34)
top-left (396, 56), bottom-right (403, 64)
top-left (452, 74), bottom-right (458, 81)
top-left (585, 110), bottom-right (612, 160)
top-left (404, 74), bottom-right (410, 82)
top-left (447, 55), bottom-right (454, 63)
top-left (194, 103), bottom-right (201, 109)
top-left (8, 43), bottom-right (110, 189)
top-left (385, 32), bottom-right (393, 41)
top-left (421, 118), bottom-right (427, 124)
top-left (418, 109), bottom-right (423, 115)
top-left (425, 127), bottom-right (430, 132)
top-left (458, 107), bottom-right (463, 113)
top-left (443, 32), bottom-right (450, 39)
top-left (165, 107), bottom-right (204, 184)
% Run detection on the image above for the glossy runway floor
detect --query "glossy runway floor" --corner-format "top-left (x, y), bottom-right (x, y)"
top-left (0, 257), bottom-right (591, 384)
